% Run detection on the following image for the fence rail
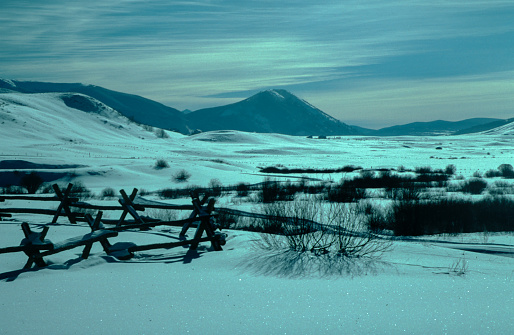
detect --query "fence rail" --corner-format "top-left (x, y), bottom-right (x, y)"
top-left (0, 183), bottom-right (226, 271)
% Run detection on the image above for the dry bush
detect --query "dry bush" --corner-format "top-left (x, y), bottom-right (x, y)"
top-left (257, 197), bottom-right (391, 258)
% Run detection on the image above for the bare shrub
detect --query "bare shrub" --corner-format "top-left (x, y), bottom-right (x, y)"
top-left (146, 208), bottom-right (178, 222)
top-left (154, 159), bottom-right (169, 170)
top-left (142, 124), bottom-right (154, 132)
top-left (0, 185), bottom-right (26, 194)
top-left (173, 169), bottom-right (191, 183)
top-left (257, 197), bottom-right (391, 258)
top-left (155, 128), bottom-right (169, 139)
top-left (448, 257), bottom-right (468, 276)
top-left (100, 187), bottom-right (116, 199)
top-left (361, 202), bottom-right (390, 233)
top-left (208, 178), bottom-right (223, 197)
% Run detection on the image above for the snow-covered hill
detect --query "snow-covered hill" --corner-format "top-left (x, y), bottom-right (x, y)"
top-left (479, 119), bottom-right (514, 136)
top-left (0, 79), bottom-right (188, 133)
top-left (0, 92), bottom-right (149, 143)
top-left (186, 89), bottom-right (359, 136)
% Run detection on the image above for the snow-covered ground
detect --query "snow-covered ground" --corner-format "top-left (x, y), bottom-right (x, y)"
top-left (1, 92), bottom-right (513, 334)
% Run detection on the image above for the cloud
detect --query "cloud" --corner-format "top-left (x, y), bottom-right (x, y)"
top-left (1, 0), bottom-right (514, 126)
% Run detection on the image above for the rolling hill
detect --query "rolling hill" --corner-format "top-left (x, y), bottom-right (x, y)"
top-left (0, 79), bottom-right (188, 133)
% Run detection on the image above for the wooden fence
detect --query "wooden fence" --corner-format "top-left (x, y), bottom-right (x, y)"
top-left (0, 184), bottom-right (226, 270)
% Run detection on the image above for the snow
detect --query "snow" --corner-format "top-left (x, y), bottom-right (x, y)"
top-left (1, 92), bottom-right (514, 334)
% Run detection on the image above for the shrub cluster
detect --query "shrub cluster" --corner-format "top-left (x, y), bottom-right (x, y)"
top-left (485, 164), bottom-right (514, 179)
top-left (387, 196), bottom-right (514, 236)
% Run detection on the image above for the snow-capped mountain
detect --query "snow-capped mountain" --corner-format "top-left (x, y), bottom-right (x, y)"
top-left (186, 89), bottom-right (359, 136)
top-left (0, 79), bottom-right (188, 133)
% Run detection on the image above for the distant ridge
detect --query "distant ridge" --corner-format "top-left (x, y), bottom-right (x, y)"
top-left (0, 79), bottom-right (188, 133)
top-left (367, 118), bottom-right (502, 136)
top-left (186, 89), bottom-right (359, 136)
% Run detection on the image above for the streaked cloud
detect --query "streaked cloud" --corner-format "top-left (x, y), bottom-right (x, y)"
top-left (1, 0), bottom-right (513, 128)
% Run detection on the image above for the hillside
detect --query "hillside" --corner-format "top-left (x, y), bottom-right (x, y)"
top-left (455, 118), bottom-right (514, 135)
top-left (478, 119), bottom-right (514, 135)
top-left (186, 89), bottom-right (359, 136)
top-left (0, 79), bottom-right (188, 133)
top-left (370, 118), bottom-right (501, 136)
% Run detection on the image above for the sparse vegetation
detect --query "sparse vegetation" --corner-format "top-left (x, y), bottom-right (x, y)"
top-left (172, 169), bottom-right (191, 183)
top-left (100, 187), bottom-right (116, 199)
top-left (154, 159), bottom-right (169, 170)
top-left (256, 197), bottom-right (391, 257)
top-left (458, 178), bottom-right (488, 195)
top-left (155, 128), bottom-right (169, 139)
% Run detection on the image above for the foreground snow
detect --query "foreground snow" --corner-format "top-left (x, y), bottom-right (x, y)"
top-left (1, 217), bottom-right (513, 334)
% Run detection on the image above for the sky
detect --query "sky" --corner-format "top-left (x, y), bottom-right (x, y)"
top-left (1, 1), bottom-right (514, 129)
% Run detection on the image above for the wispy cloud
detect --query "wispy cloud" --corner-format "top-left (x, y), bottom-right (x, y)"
top-left (1, 0), bottom-right (513, 126)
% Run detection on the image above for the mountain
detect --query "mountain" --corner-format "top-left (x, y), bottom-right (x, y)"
top-left (369, 118), bottom-right (502, 136)
top-left (186, 89), bottom-right (359, 136)
top-left (0, 79), bottom-right (188, 133)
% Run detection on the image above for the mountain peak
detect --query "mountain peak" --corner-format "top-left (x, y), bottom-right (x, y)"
top-left (187, 89), bottom-right (358, 136)
top-left (248, 89), bottom-right (294, 102)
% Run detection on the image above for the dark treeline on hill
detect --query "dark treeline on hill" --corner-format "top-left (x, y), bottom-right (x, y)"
top-left (2, 79), bottom-right (512, 136)
top-left (259, 165), bottom-right (362, 174)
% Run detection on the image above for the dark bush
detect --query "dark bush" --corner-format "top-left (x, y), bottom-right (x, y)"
top-left (235, 182), bottom-right (250, 197)
top-left (173, 169), bottom-right (191, 183)
top-left (20, 171), bottom-right (44, 194)
top-left (326, 181), bottom-right (366, 202)
top-left (498, 164), bottom-right (514, 178)
top-left (458, 178), bottom-right (488, 195)
top-left (100, 187), bottom-right (116, 198)
top-left (154, 159), bottom-right (169, 170)
top-left (258, 178), bottom-right (296, 203)
top-left (155, 128), bottom-right (169, 139)
top-left (158, 188), bottom-right (181, 199)
top-left (415, 166), bottom-right (433, 174)
top-left (389, 196), bottom-right (514, 236)
top-left (484, 169), bottom-right (501, 178)
top-left (444, 164), bottom-right (457, 175)
top-left (258, 165), bottom-right (361, 174)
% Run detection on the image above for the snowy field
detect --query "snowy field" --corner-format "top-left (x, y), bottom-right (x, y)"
top-left (1, 92), bottom-right (513, 334)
